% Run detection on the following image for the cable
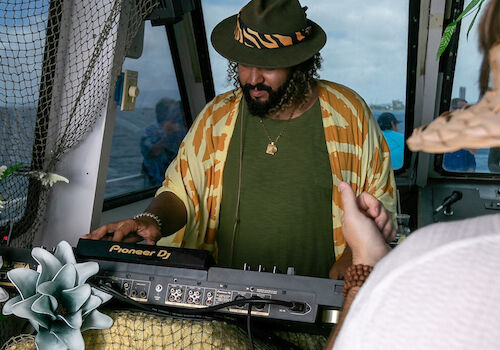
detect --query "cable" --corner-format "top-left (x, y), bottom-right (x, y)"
top-left (91, 281), bottom-right (298, 316)
top-left (247, 303), bottom-right (255, 350)
top-left (91, 281), bottom-right (313, 349)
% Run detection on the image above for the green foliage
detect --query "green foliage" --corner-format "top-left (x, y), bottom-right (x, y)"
top-left (436, 0), bottom-right (486, 59)
top-left (0, 163), bottom-right (23, 181)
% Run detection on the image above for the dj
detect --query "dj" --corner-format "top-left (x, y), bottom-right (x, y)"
top-left (84, 0), bottom-right (396, 279)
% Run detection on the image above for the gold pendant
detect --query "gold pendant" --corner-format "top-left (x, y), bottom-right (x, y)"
top-left (266, 142), bottom-right (278, 155)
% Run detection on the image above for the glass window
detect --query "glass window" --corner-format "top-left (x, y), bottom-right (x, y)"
top-left (104, 22), bottom-right (187, 199)
top-left (0, 0), bottom-right (50, 227)
top-left (443, 0), bottom-right (493, 174)
top-left (202, 0), bottom-right (409, 170)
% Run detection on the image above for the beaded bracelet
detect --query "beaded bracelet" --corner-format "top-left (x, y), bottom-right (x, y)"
top-left (342, 264), bottom-right (374, 297)
top-left (133, 212), bottom-right (162, 231)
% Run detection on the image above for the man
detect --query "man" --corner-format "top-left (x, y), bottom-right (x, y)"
top-left (377, 112), bottom-right (404, 169)
top-left (84, 0), bottom-right (396, 278)
top-left (141, 97), bottom-right (185, 186)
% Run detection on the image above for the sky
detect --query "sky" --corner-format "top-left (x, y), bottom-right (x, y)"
top-left (3, 0), bottom-right (485, 109)
top-left (202, 0), bottom-right (485, 105)
top-left (451, 0), bottom-right (485, 104)
top-left (203, 0), bottom-right (409, 106)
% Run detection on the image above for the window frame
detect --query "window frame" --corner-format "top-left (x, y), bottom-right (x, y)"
top-left (432, 0), bottom-right (500, 180)
top-left (102, 0), bottom-right (215, 211)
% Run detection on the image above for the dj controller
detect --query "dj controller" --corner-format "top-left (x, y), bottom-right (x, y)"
top-left (1, 240), bottom-right (344, 325)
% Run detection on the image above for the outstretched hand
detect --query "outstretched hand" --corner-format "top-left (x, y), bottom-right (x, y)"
top-left (356, 191), bottom-right (397, 243)
top-left (339, 182), bottom-right (390, 266)
top-left (82, 217), bottom-right (162, 245)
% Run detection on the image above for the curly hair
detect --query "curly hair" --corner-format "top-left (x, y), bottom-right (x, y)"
top-left (226, 53), bottom-right (323, 114)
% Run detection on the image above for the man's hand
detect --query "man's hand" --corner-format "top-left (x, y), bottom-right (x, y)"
top-left (329, 245), bottom-right (352, 279)
top-left (356, 191), bottom-right (396, 243)
top-left (82, 217), bottom-right (162, 245)
top-left (339, 182), bottom-right (390, 266)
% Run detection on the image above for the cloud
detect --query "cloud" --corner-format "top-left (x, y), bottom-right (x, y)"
top-left (203, 0), bottom-right (409, 104)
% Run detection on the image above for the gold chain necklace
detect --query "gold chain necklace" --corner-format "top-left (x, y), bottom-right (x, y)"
top-left (259, 113), bottom-right (293, 155)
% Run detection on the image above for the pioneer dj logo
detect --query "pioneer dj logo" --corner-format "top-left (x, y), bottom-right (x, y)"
top-left (108, 245), bottom-right (171, 260)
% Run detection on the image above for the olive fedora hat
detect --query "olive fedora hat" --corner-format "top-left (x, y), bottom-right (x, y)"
top-left (211, 0), bottom-right (326, 69)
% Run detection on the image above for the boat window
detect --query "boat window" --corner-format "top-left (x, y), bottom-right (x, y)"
top-left (0, 0), bottom-right (52, 236)
top-left (103, 21), bottom-right (187, 200)
top-left (439, 0), bottom-right (496, 174)
top-left (203, 0), bottom-right (411, 171)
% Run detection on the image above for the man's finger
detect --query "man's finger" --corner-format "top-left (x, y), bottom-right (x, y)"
top-left (339, 182), bottom-right (359, 214)
top-left (83, 224), bottom-right (115, 240)
top-left (112, 228), bottom-right (126, 242)
top-left (381, 220), bottom-right (395, 242)
top-left (356, 192), bottom-right (381, 219)
top-left (123, 233), bottom-right (143, 243)
top-left (374, 210), bottom-right (389, 232)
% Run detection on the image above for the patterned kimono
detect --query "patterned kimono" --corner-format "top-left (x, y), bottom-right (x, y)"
top-left (156, 80), bottom-right (396, 259)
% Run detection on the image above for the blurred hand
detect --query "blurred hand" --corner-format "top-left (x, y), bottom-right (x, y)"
top-left (339, 182), bottom-right (390, 266)
top-left (356, 191), bottom-right (396, 243)
top-left (329, 246), bottom-right (352, 280)
top-left (82, 217), bottom-right (162, 245)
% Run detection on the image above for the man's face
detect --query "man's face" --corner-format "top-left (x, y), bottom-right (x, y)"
top-left (238, 64), bottom-right (291, 116)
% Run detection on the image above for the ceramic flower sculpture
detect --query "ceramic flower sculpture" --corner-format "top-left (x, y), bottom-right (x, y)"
top-left (2, 241), bottom-right (113, 350)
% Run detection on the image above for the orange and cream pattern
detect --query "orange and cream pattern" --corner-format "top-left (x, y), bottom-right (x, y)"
top-left (156, 80), bottom-right (396, 259)
top-left (234, 12), bottom-right (311, 49)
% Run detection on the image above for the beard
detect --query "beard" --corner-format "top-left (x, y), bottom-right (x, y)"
top-left (241, 76), bottom-right (292, 117)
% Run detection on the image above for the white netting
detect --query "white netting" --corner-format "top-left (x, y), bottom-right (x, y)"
top-left (0, 0), bottom-right (159, 248)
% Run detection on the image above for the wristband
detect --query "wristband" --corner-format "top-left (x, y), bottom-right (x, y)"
top-left (133, 212), bottom-right (162, 231)
top-left (342, 264), bottom-right (373, 297)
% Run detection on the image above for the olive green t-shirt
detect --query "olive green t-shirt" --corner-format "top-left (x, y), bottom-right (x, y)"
top-left (217, 100), bottom-right (334, 278)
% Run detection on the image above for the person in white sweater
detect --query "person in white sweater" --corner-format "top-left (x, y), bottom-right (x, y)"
top-left (327, 0), bottom-right (500, 348)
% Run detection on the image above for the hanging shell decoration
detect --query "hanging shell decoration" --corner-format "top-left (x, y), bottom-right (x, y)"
top-left (2, 241), bottom-right (113, 350)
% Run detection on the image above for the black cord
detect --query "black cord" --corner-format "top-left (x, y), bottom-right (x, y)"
top-left (91, 281), bottom-right (298, 316)
top-left (91, 281), bottom-right (309, 349)
top-left (92, 282), bottom-right (215, 321)
top-left (247, 303), bottom-right (255, 350)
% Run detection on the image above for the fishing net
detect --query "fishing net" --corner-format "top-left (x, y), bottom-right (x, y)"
top-left (0, 0), bottom-right (159, 248)
top-left (0, 0), bottom-right (159, 344)
top-left (1, 311), bottom-right (328, 350)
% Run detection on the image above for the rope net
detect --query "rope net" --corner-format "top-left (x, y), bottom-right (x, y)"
top-left (0, 0), bottom-right (158, 248)
top-left (1, 311), bottom-right (328, 350)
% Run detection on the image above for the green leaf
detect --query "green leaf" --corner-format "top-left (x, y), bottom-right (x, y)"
top-left (467, 0), bottom-right (484, 39)
top-left (0, 162), bottom-right (23, 180)
top-left (436, 0), bottom-right (486, 60)
top-left (456, 0), bottom-right (483, 22)
top-left (437, 22), bottom-right (457, 59)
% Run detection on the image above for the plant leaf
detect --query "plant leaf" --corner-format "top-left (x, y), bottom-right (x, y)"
top-left (456, 0), bottom-right (483, 22)
top-left (0, 162), bottom-right (23, 180)
top-left (436, 0), bottom-right (486, 59)
top-left (437, 22), bottom-right (457, 59)
top-left (467, 0), bottom-right (484, 39)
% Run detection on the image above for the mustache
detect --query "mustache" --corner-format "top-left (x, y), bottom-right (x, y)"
top-left (241, 83), bottom-right (272, 93)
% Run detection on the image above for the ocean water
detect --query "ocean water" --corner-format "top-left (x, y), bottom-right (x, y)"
top-left (104, 107), bottom-right (497, 198)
